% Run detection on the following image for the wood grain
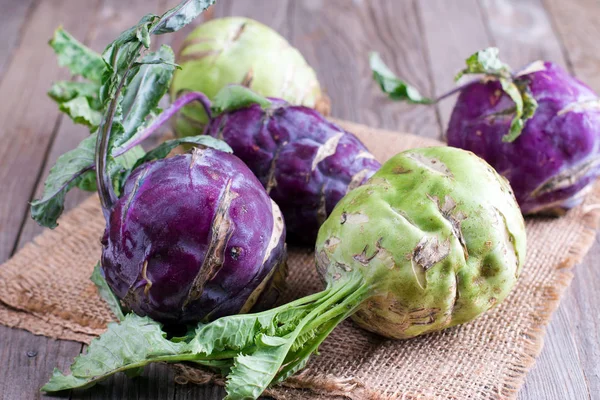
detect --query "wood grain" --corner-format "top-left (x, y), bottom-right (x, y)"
top-left (0, 0), bottom-right (99, 263)
top-left (0, 0), bottom-right (35, 81)
top-left (418, 0), bottom-right (491, 133)
top-left (290, 0), bottom-right (441, 138)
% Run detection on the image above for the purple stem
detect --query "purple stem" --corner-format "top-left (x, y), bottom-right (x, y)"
top-left (432, 78), bottom-right (480, 104)
top-left (113, 91), bottom-right (213, 157)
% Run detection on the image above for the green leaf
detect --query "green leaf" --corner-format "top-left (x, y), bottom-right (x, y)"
top-left (90, 263), bottom-right (125, 321)
top-left (30, 134), bottom-right (144, 228)
top-left (211, 85), bottom-right (272, 115)
top-left (152, 0), bottom-right (217, 35)
top-left (58, 97), bottom-right (103, 129)
top-left (454, 47), bottom-right (511, 81)
top-left (369, 52), bottom-right (433, 104)
top-left (48, 81), bottom-right (101, 106)
top-left (499, 78), bottom-right (538, 142)
top-left (42, 314), bottom-right (188, 393)
top-left (50, 28), bottom-right (106, 82)
top-left (116, 46), bottom-right (176, 149)
top-left (30, 134), bottom-right (97, 228)
top-left (134, 135), bottom-right (232, 168)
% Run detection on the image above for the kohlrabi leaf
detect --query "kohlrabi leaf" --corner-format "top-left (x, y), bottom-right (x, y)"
top-left (41, 314), bottom-right (187, 393)
top-left (90, 263), bottom-right (125, 321)
top-left (30, 134), bottom-right (97, 228)
top-left (50, 27), bottom-right (106, 82)
top-left (152, 0), bottom-right (217, 35)
top-left (369, 52), bottom-right (433, 104)
top-left (30, 134), bottom-right (144, 228)
top-left (117, 46), bottom-right (176, 147)
top-left (211, 85), bottom-right (272, 115)
top-left (133, 136), bottom-right (232, 168)
top-left (58, 97), bottom-right (103, 130)
top-left (454, 47), bottom-right (511, 81)
top-left (94, 0), bottom-right (216, 210)
top-left (498, 78), bottom-right (538, 142)
top-left (48, 81), bottom-right (101, 106)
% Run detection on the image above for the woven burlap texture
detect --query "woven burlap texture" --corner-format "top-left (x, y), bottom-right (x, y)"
top-left (0, 120), bottom-right (599, 400)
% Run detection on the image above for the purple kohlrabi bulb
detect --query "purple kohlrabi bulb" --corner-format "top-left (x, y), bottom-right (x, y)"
top-left (101, 148), bottom-right (287, 324)
top-left (204, 100), bottom-right (382, 243)
top-left (447, 62), bottom-right (600, 215)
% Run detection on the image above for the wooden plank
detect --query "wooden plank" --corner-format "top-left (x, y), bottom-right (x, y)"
top-left (0, 326), bottom-right (85, 400)
top-left (0, 0), bottom-right (36, 81)
top-left (479, 0), bottom-right (567, 68)
top-left (289, 0), bottom-right (441, 138)
top-left (0, 0), bottom-right (99, 263)
top-left (417, 0), bottom-right (491, 130)
top-left (544, 0), bottom-right (600, 89)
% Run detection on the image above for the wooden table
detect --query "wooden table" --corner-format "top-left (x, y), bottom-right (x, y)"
top-left (0, 0), bottom-right (598, 399)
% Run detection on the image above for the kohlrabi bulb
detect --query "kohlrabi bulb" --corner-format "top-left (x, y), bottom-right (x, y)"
top-left (171, 17), bottom-right (328, 137)
top-left (101, 148), bottom-right (287, 324)
top-left (316, 146), bottom-right (526, 339)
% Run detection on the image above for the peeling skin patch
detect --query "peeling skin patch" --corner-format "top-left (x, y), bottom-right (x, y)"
top-left (557, 98), bottom-right (600, 115)
top-left (406, 152), bottom-right (453, 177)
top-left (413, 236), bottom-right (451, 271)
top-left (265, 144), bottom-right (285, 194)
top-left (141, 260), bottom-right (152, 297)
top-left (428, 194), bottom-right (469, 260)
top-left (347, 169), bottom-right (372, 192)
top-left (190, 148), bottom-right (204, 169)
top-left (530, 157), bottom-right (600, 197)
top-left (178, 49), bottom-right (222, 63)
top-left (494, 207), bottom-right (520, 275)
top-left (392, 166), bottom-right (412, 174)
top-left (311, 132), bottom-right (344, 171)
top-left (241, 68), bottom-right (254, 87)
top-left (514, 60), bottom-right (546, 77)
top-left (340, 211), bottom-right (369, 225)
top-left (317, 186), bottom-right (328, 225)
top-left (356, 151), bottom-right (376, 160)
top-left (353, 237), bottom-right (389, 267)
top-left (231, 22), bottom-right (247, 42)
top-left (323, 236), bottom-right (341, 252)
top-left (183, 179), bottom-right (238, 308)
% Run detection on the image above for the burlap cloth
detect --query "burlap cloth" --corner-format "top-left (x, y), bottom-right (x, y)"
top-left (1, 120), bottom-right (599, 400)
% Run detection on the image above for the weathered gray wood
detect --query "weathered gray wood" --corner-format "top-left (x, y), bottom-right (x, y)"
top-left (0, 0), bottom-right (36, 81)
top-left (417, 0), bottom-right (491, 130)
top-left (0, 0), bottom-right (99, 263)
top-left (544, 0), bottom-right (600, 89)
top-left (0, 1), bottom-right (100, 398)
top-left (290, 0), bottom-right (441, 138)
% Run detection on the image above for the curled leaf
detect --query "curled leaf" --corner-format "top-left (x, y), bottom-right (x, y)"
top-left (369, 52), bottom-right (433, 104)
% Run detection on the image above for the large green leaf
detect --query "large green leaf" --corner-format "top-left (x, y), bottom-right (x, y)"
top-left (49, 27), bottom-right (106, 82)
top-left (41, 314), bottom-right (187, 392)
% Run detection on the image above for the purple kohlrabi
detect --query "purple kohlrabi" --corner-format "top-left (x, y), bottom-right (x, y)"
top-left (447, 61), bottom-right (600, 214)
top-left (203, 95), bottom-right (382, 243)
top-left (102, 148), bottom-right (287, 324)
top-left (371, 48), bottom-right (600, 215)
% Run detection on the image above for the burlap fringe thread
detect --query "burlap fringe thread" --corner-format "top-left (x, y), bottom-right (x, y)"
top-left (0, 120), bottom-right (599, 400)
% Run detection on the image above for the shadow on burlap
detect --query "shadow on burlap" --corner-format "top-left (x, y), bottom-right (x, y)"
top-left (0, 120), bottom-right (599, 400)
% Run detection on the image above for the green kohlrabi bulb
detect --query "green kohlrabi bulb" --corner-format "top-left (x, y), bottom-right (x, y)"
top-left (171, 17), bottom-right (328, 137)
top-left (315, 146), bottom-right (527, 339)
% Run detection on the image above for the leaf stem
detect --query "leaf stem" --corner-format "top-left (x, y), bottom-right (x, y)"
top-left (112, 91), bottom-right (212, 157)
